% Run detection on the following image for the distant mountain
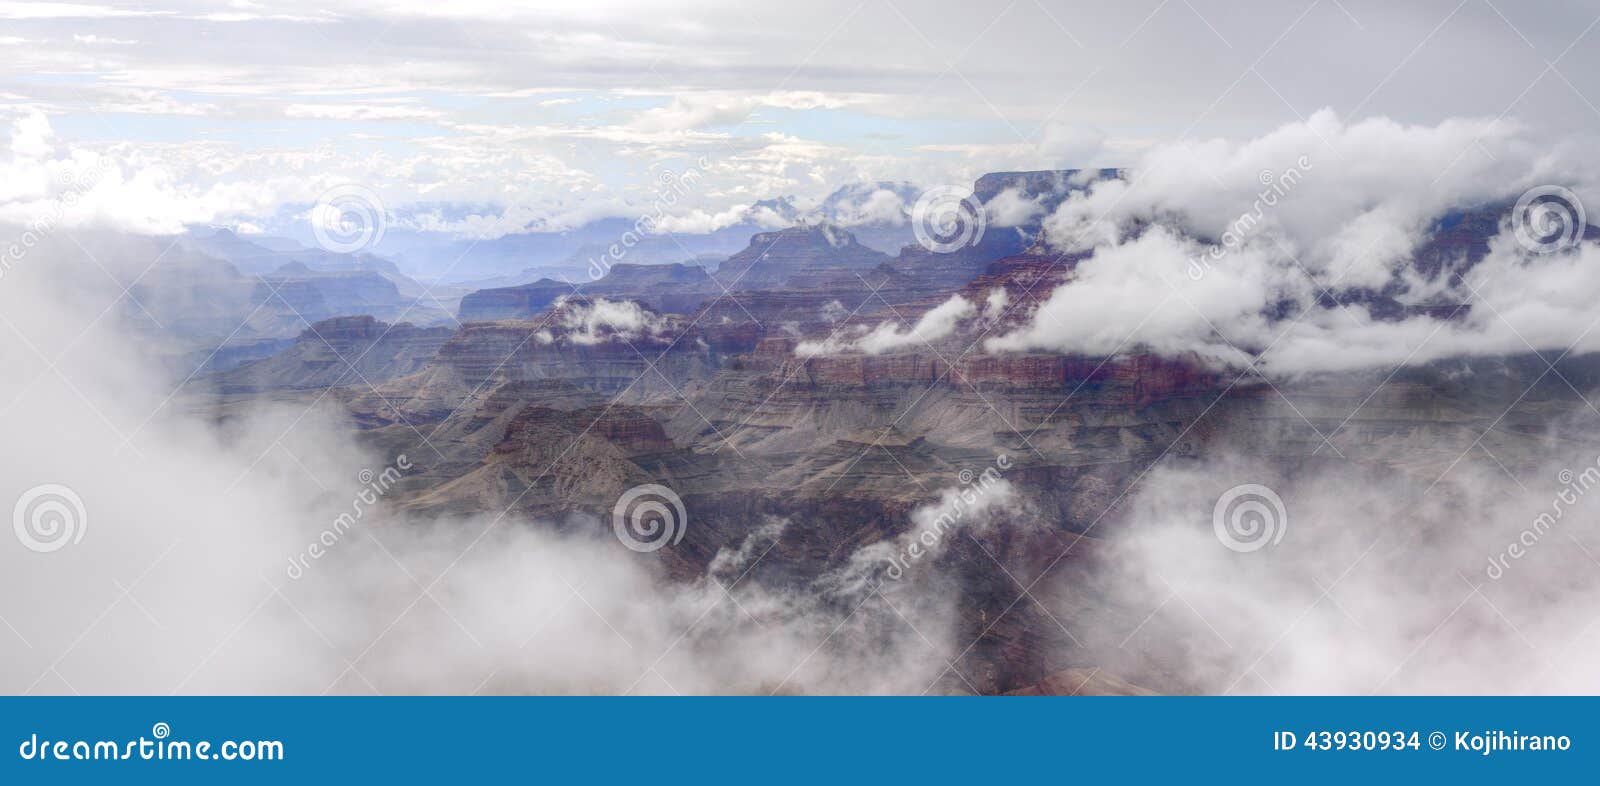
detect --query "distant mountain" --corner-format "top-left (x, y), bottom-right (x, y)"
top-left (457, 262), bottom-right (721, 322)
top-left (184, 227), bottom-right (402, 277)
top-left (182, 226), bottom-right (467, 310)
top-left (713, 224), bottom-right (890, 290)
top-left (272, 182), bottom-right (930, 287)
top-left (370, 219), bottom-right (759, 286)
top-left (57, 229), bottom-right (465, 384)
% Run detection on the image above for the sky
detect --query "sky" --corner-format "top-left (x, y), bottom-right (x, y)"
top-left (1, 0), bottom-right (1599, 238)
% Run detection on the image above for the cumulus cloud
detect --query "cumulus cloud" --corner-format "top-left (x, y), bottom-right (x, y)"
top-left (542, 296), bottom-right (673, 345)
top-left (0, 110), bottom-right (327, 234)
top-left (981, 287), bottom-right (1007, 322)
top-left (984, 225), bottom-right (1284, 366)
top-left (984, 185), bottom-right (1046, 228)
top-left (796, 294), bottom-right (975, 356)
top-left (988, 110), bottom-right (1600, 376)
top-left (829, 187), bottom-right (910, 227)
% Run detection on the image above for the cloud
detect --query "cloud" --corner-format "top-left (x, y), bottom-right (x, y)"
top-left (830, 187), bottom-right (910, 226)
top-left (1096, 439), bottom-right (1600, 694)
top-left (823, 473), bottom-right (1019, 598)
top-left (0, 235), bottom-right (959, 695)
top-left (987, 110), bottom-right (1600, 376)
top-left (71, 33), bottom-right (136, 44)
top-left (1035, 122), bottom-right (1106, 168)
top-left (2, 0), bottom-right (1599, 245)
top-left (984, 225), bottom-right (1284, 366)
top-left (545, 296), bottom-right (673, 345)
top-left (984, 185), bottom-right (1045, 228)
top-left (647, 203), bottom-right (761, 234)
top-left (7, 111), bottom-right (51, 157)
top-left (797, 294), bottom-right (975, 356)
top-left (981, 286), bottom-right (1006, 322)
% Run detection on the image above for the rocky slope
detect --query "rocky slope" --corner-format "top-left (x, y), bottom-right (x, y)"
top-left (212, 315), bottom-right (453, 393)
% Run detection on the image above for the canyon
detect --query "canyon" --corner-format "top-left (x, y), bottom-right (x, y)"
top-left (191, 169), bottom-right (1600, 694)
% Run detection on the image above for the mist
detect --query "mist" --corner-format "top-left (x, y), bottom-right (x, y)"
top-left (0, 236), bottom-right (958, 695)
top-left (1091, 438), bottom-right (1600, 694)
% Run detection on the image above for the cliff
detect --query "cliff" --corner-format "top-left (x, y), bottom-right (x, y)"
top-left (211, 315), bottom-right (453, 393)
top-left (457, 262), bottom-right (718, 322)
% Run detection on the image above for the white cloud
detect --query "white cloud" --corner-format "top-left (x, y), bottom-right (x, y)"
top-left (823, 474), bottom-right (1018, 597)
top-left (7, 111), bottom-right (51, 157)
top-left (72, 33), bottom-right (136, 44)
top-left (0, 2), bottom-right (162, 18)
top-left (984, 185), bottom-right (1045, 228)
top-left (987, 110), bottom-right (1600, 375)
top-left (831, 187), bottom-right (909, 226)
top-left (798, 294), bottom-right (975, 356)
top-left (1035, 122), bottom-right (1106, 168)
top-left (981, 287), bottom-right (1007, 322)
top-left (549, 296), bottom-right (673, 345)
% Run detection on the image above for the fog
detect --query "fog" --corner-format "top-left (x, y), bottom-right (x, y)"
top-left (0, 237), bottom-right (957, 695)
top-left (9, 218), bottom-right (1600, 696)
top-left (1095, 440), bottom-right (1600, 694)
